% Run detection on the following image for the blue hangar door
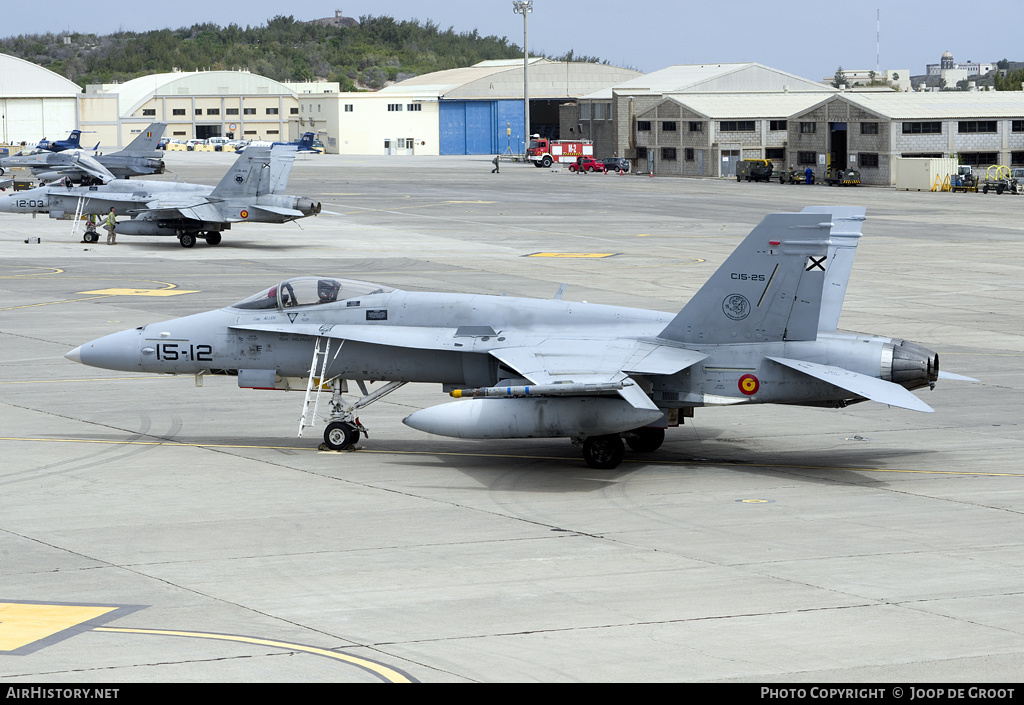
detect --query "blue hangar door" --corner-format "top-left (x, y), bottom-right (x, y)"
top-left (440, 100), bottom-right (524, 155)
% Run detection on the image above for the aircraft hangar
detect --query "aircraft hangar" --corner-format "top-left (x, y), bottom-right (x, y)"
top-left (0, 52), bottom-right (81, 145)
top-left (299, 59), bottom-right (641, 155)
top-left (77, 70), bottom-right (339, 150)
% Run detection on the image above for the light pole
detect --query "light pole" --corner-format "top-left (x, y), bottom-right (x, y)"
top-left (512, 1), bottom-right (532, 155)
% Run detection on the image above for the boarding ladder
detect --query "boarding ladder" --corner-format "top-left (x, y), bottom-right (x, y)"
top-left (70, 196), bottom-right (88, 239)
top-left (298, 336), bottom-right (343, 437)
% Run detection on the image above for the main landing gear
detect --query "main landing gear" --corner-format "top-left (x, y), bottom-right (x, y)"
top-left (177, 231), bottom-right (222, 248)
top-left (575, 427), bottom-right (666, 469)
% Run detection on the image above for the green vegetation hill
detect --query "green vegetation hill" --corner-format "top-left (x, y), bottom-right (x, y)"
top-left (0, 14), bottom-right (602, 90)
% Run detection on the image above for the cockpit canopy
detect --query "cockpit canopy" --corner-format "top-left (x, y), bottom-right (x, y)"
top-left (231, 277), bottom-right (394, 311)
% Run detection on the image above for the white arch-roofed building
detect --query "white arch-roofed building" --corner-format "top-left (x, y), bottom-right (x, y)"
top-left (80, 69), bottom-right (337, 148)
top-left (0, 52), bottom-right (82, 145)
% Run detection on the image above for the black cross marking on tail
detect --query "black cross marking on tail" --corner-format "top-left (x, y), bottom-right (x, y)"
top-left (806, 256), bottom-right (827, 272)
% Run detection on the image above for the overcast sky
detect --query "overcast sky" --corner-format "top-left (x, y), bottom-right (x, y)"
top-left (5, 1), bottom-right (1021, 81)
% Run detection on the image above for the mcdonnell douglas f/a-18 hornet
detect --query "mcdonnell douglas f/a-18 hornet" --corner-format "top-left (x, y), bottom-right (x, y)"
top-left (65, 207), bottom-right (975, 469)
top-left (0, 144), bottom-right (322, 247)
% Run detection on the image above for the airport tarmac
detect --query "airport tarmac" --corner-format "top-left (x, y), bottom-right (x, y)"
top-left (0, 152), bottom-right (1022, 683)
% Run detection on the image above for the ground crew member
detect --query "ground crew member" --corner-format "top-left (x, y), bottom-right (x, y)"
top-left (491, 155), bottom-right (500, 173)
top-left (805, 166), bottom-right (814, 185)
top-left (105, 207), bottom-right (117, 245)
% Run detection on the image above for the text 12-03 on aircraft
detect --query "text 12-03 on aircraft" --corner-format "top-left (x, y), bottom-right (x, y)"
top-left (0, 144), bottom-right (322, 247)
top-left (65, 207), bottom-right (975, 469)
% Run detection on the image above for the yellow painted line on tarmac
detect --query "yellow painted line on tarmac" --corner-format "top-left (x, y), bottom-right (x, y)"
top-left (94, 627), bottom-right (414, 683)
top-left (77, 288), bottom-right (199, 296)
top-left (0, 295), bottom-right (115, 311)
top-left (0, 603), bottom-right (118, 652)
top-left (0, 265), bottom-right (64, 278)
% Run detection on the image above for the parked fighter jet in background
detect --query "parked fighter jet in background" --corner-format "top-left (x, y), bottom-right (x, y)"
top-left (0, 144), bottom-right (322, 247)
top-left (65, 207), bottom-right (975, 468)
top-left (0, 123), bottom-right (166, 183)
top-left (240, 132), bottom-right (323, 154)
top-left (35, 129), bottom-right (98, 154)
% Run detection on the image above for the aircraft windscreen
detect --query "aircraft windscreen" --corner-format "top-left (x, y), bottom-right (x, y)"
top-left (231, 277), bottom-right (393, 310)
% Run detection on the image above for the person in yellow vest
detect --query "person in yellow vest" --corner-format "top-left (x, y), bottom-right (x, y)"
top-left (105, 207), bottom-right (117, 245)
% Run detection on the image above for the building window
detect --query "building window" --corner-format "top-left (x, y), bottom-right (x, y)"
top-left (267, 130), bottom-right (279, 135)
top-left (902, 122), bottom-right (941, 134)
top-left (226, 108), bottom-right (239, 115)
top-left (860, 153), bottom-right (879, 167)
top-left (689, 122), bottom-right (703, 132)
top-left (637, 121), bottom-right (651, 132)
top-left (635, 146), bottom-right (647, 159)
top-left (797, 151), bottom-right (817, 165)
top-left (407, 103), bottom-right (422, 112)
top-left (243, 108), bottom-right (256, 115)
top-left (685, 148), bottom-right (695, 161)
top-left (290, 107), bottom-right (299, 114)
top-left (172, 131), bottom-right (187, 136)
top-left (662, 148), bottom-right (677, 161)
top-left (195, 109), bottom-right (202, 116)
top-left (766, 147), bottom-right (785, 160)
top-left (1012, 151), bottom-right (1024, 165)
top-left (861, 122), bottom-right (878, 134)
top-left (769, 120), bottom-right (787, 131)
top-left (721, 121), bottom-right (755, 132)
top-left (960, 152), bottom-right (999, 166)
top-left (172, 108), bottom-right (186, 116)
top-left (244, 130), bottom-right (257, 135)
top-left (345, 104), bottom-right (354, 112)
top-left (266, 108), bottom-right (279, 115)
top-left (958, 121), bottom-right (997, 133)
top-left (662, 121), bottom-right (677, 132)
top-left (800, 122), bottom-right (817, 134)
top-left (207, 108), bottom-right (220, 115)
top-left (1013, 120), bottom-right (1024, 133)
top-left (387, 104), bottom-right (403, 112)
top-left (142, 109), bottom-right (156, 116)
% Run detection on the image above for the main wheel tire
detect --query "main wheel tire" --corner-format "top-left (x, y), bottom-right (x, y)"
top-left (324, 422), bottom-right (359, 451)
top-left (205, 232), bottom-right (222, 245)
top-left (582, 435), bottom-right (625, 469)
top-left (626, 427), bottom-right (665, 453)
top-left (179, 233), bottom-right (197, 248)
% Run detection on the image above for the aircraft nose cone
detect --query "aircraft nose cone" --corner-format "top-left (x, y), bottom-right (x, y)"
top-left (67, 329), bottom-right (142, 371)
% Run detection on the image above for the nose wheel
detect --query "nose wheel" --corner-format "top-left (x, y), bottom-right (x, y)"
top-left (323, 420), bottom-right (364, 450)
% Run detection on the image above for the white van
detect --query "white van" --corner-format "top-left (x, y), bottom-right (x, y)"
top-left (206, 137), bottom-right (231, 151)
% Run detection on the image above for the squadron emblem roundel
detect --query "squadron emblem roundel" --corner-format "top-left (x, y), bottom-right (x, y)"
top-left (722, 294), bottom-right (751, 321)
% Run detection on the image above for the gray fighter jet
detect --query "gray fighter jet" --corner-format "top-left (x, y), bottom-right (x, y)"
top-left (0, 144), bottom-right (322, 247)
top-left (0, 123), bottom-right (167, 183)
top-left (65, 207), bottom-right (974, 469)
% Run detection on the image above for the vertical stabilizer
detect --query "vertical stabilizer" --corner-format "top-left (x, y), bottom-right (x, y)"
top-left (659, 212), bottom-right (832, 344)
top-left (800, 206), bottom-right (865, 332)
top-left (267, 145), bottom-right (297, 193)
top-left (211, 147), bottom-right (271, 198)
top-left (120, 122), bottom-right (167, 155)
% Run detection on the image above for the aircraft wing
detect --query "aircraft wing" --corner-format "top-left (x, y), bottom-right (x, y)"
top-left (766, 356), bottom-right (934, 412)
top-left (229, 322), bottom-right (706, 411)
top-left (142, 198), bottom-right (226, 222)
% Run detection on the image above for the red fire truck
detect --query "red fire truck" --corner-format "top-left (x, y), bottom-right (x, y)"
top-left (526, 136), bottom-right (594, 168)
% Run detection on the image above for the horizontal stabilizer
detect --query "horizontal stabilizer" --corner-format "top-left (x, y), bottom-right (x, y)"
top-left (767, 356), bottom-right (934, 412)
top-left (938, 370), bottom-right (979, 382)
top-left (252, 205), bottom-right (305, 218)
